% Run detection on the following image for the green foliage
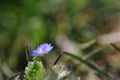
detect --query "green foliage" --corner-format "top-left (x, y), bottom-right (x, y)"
top-left (24, 61), bottom-right (45, 80)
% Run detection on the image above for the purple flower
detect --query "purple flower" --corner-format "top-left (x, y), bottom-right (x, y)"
top-left (29, 43), bottom-right (53, 56)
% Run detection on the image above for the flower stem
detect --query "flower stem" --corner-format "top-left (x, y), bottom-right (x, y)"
top-left (33, 56), bottom-right (37, 61)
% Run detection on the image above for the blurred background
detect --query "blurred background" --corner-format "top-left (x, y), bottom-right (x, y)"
top-left (0, 0), bottom-right (120, 80)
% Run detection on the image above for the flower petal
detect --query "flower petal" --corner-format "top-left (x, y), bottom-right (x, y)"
top-left (38, 43), bottom-right (53, 53)
top-left (29, 50), bottom-right (40, 56)
top-left (29, 43), bottom-right (53, 56)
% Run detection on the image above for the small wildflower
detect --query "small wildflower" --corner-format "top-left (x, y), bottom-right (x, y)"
top-left (29, 43), bottom-right (53, 56)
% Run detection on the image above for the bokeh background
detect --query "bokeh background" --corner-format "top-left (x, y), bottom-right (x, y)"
top-left (0, 0), bottom-right (120, 80)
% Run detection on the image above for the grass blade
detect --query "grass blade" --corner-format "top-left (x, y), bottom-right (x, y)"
top-left (53, 54), bottom-right (61, 66)
top-left (64, 52), bottom-right (114, 79)
top-left (110, 43), bottom-right (120, 51)
top-left (25, 45), bottom-right (29, 62)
